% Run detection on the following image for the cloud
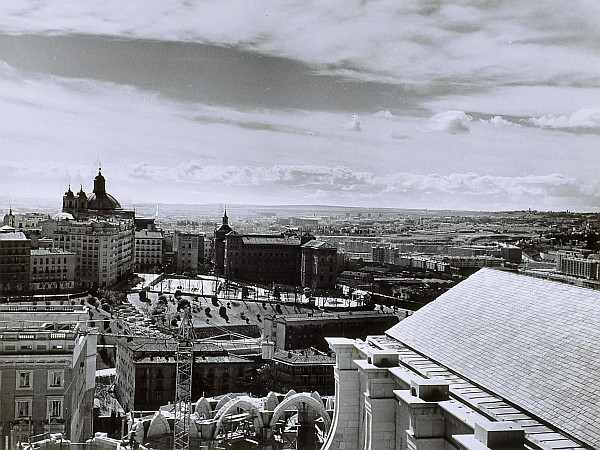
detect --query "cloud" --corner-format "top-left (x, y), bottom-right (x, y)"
top-left (487, 116), bottom-right (516, 127)
top-left (390, 132), bottom-right (410, 140)
top-left (343, 115), bottom-right (362, 132)
top-left (375, 110), bottom-right (395, 119)
top-left (1, 1), bottom-right (599, 91)
top-left (529, 107), bottom-right (600, 130)
top-left (123, 161), bottom-right (600, 209)
top-left (428, 110), bottom-right (472, 134)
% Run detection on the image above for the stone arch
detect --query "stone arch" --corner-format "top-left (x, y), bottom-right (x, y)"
top-left (215, 393), bottom-right (234, 410)
top-left (194, 397), bottom-right (212, 419)
top-left (269, 393), bottom-right (331, 430)
top-left (310, 391), bottom-right (323, 407)
top-left (284, 389), bottom-right (297, 400)
top-left (214, 396), bottom-right (264, 436)
top-left (264, 391), bottom-right (279, 411)
top-left (146, 411), bottom-right (170, 438)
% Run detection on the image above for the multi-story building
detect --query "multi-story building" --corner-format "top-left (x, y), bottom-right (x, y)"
top-left (115, 338), bottom-right (257, 412)
top-left (0, 303), bottom-right (96, 447)
top-left (0, 226), bottom-right (31, 296)
top-left (555, 249), bottom-right (600, 279)
top-left (174, 231), bottom-right (205, 274)
top-left (301, 240), bottom-right (338, 290)
top-left (134, 230), bottom-right (163, 273)
top-left (52, 218), bottom-right (135, 289)
top-left (224, 232), bottom-right (303, 286)
top-left (267, 348), bottom-right (335, 395)
top-left (30, 248), bottom-right (76, 292)
top-left (263, 311), bottom-right (399, 352)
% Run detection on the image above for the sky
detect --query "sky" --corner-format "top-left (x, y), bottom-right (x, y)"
top-left (0, 1), bottom-right (599, 211)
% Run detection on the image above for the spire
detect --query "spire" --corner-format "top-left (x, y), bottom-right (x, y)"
top-left (223, 208), bottom-right (229, 226)
top-left (93, 167), bottom-right (106, 194)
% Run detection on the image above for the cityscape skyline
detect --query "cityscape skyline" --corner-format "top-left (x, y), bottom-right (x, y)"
top-left (1, 2), bottom-right (600, 212)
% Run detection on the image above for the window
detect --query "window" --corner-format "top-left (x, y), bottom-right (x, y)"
top-left (48, 370), bottom-right (64, 388)
top-left (16, 370), bottom-right (33, 389)
top-left (15, 398), bottom-right (33, 419)
top-left (47, 398), bottom-right (63, 419)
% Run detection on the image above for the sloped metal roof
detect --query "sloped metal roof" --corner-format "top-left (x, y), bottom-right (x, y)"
top-left (387, 268), bottom-right (600, 449)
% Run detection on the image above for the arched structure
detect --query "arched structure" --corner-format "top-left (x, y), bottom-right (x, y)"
top-left (264, 391), bottom-right (279, 411)
top-left (214, 396), bottom-right (265, 436)
top-left (194, 397), bottom-right (212, 419)
top-left (269, 393), bottom-right (331, 430)
top-left (215, 393), bottom-right (234, 411)
top-left (146, 411), bottom-right (170, 439)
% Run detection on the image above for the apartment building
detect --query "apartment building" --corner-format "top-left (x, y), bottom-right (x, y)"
top-left (30, 248), bottom-right (76, 292)
top-left (0, 227), bottom-right (31, 296)
top-left (134, 229), bottom-right (163, 273)
top-left (0, 304), bottom-right (96, 447)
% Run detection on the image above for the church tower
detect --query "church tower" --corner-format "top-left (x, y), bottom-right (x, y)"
top-left (214, 209), bottom-right (233, 275)
top-left (3, 207), bottom-right (15, 227)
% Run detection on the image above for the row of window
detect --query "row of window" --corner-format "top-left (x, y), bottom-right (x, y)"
top-left (15, 397), bottom-right (63, 419)
top-left (4, 369), bottom-right (65, 390)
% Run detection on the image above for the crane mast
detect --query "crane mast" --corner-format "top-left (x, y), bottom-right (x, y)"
top-left (174, 305), bottom-right (195, 450)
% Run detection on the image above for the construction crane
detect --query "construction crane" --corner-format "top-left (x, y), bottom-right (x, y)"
top-left (174, 301), bottom-right (195, 450)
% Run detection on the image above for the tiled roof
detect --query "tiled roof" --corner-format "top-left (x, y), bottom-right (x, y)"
top-left (387, 268), bottom-right (600, 449)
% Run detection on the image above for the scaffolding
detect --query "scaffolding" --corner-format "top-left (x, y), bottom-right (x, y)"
top-left (173, 305), bottom-right (195, 450)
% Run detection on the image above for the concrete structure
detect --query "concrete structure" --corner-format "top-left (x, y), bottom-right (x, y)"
top-left (51, 218), bottom-right (135, 289)
top-left (264, 311), bottom-right (399, 352)
top-left (111, 390), bottom-right (334, 449)
top-left (301, 240), bottom-right (338, 290)
top-left (30, 248), bottom-right (76, 292)
top-left (556, 250), bottom-right (600, 280)
top-left (0, 304), bottom-right (96, 448)
top-left (323, 268), bottom-right (600, 450)
top-left (0, 226), bottom-right (31, 295)
top-left (268, 348), bottom-right (336, 395)
top-left (115, 338), bottom-right (257, 412)
top-left (134, 229), bottom-right (163, 273)
top-left (224, 231), bottom-right (315, 286)
top-left (174, 231), bottom-right (204, 274)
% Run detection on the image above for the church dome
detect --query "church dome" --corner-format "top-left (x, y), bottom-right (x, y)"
top-left (52, 212), bottom-right (75, 221)
top-left (87, 192), bottom-right (122, 210)
top-left (86, 168), bottom-right (122, 211)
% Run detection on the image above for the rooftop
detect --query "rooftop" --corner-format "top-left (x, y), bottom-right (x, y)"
top-left (273, 349), bottom-right (335, 364)
top-left (0, 230), bottom-right (28, 240)
top-left (387, 268), bottom-right (600, 449)
top-left (31, 248), bottom-right (76, 255)
top-left (135, 230), bottom-right (163, 238)
top-left (241, 236), bottom-right (301, 245)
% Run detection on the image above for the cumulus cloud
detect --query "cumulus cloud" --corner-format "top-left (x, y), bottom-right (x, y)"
top-left (529, 107), bottom-right (600, 130)
top-left (375, 110), bottom-right (395, 119)
top-left (428, 110), bottom-right (472, 134)
top-left (128, 162), bottom-right (375, 190)
top-left (124, 160), bottom-right (600, 208)
top-left (487, 116), bottom-right (516, 127)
